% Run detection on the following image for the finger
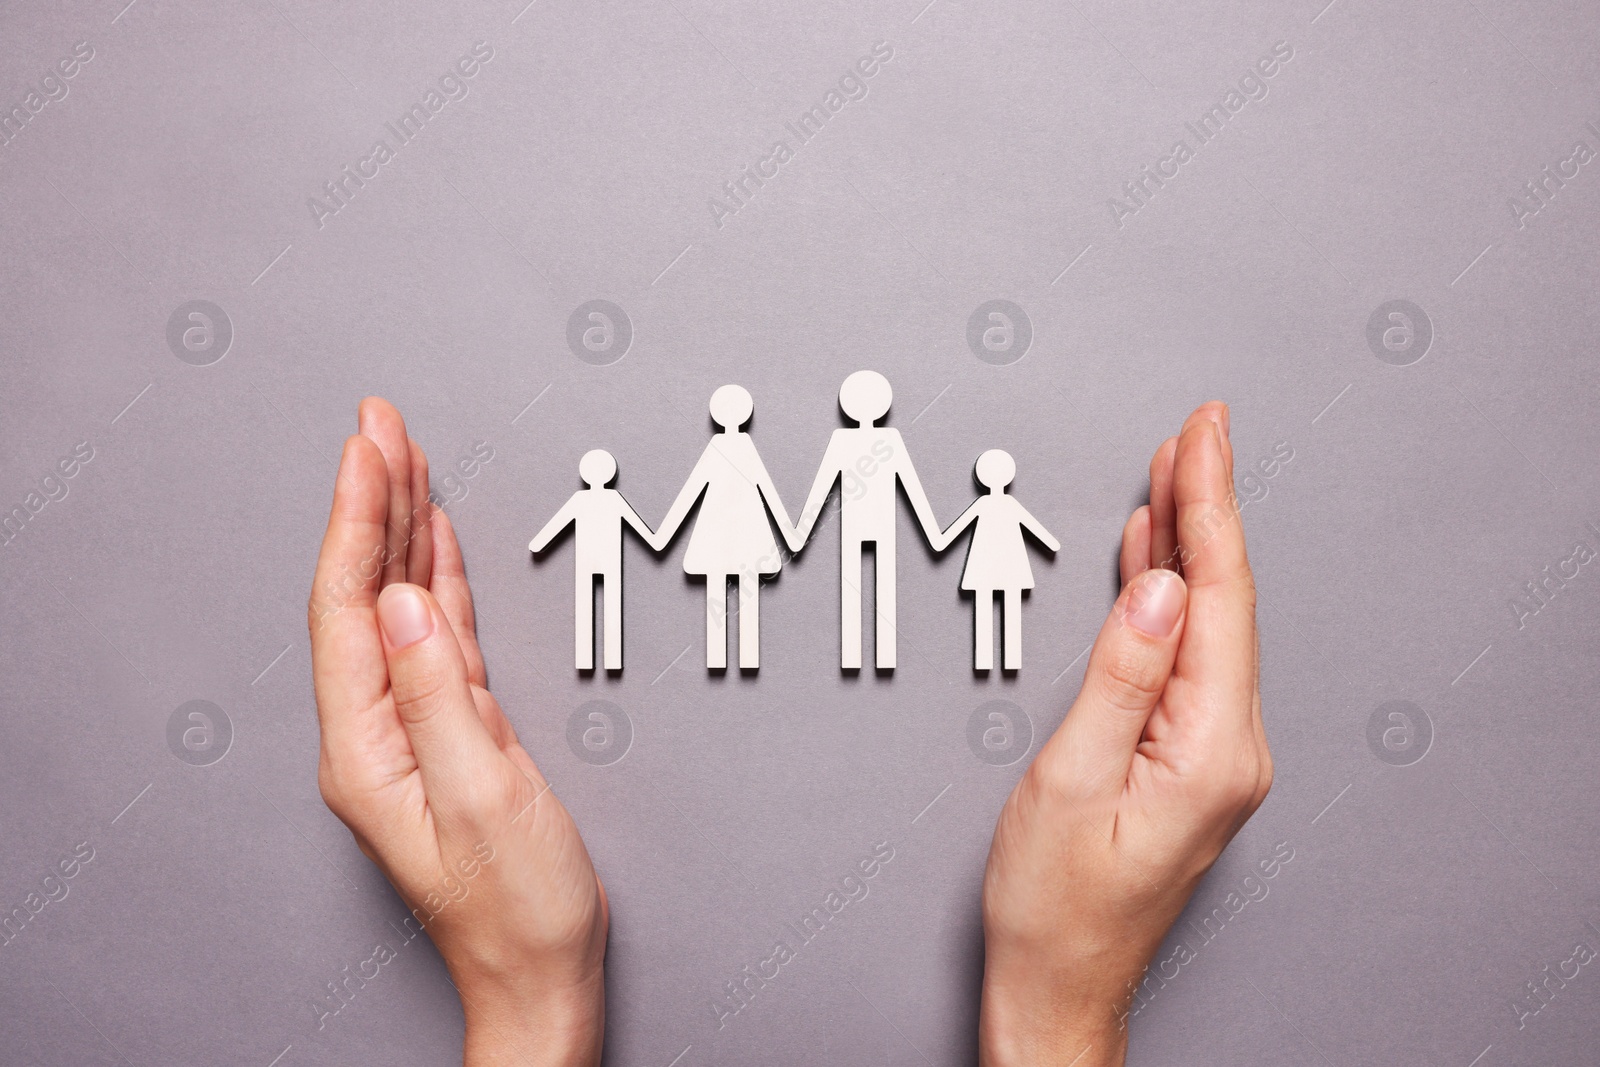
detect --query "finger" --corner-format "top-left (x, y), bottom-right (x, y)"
top-left (429, 506), bottom-right (487, 688)
top-left (1039, 568), bottom-right (1188, 798)
top-left (1168, 418), bottom-right (1257, 739)
top-left (309, 436), bottom-right (404, 763)
top-left (470, 692), bottom-right (554, 807)
top-left (1171, 419), bottom-right (1249, 591)
top-left (471, 687), bottom-right (525, 755)
top-left (1219, 403), bottom-right (1233, 478)
top-left (1248, 683), bottom-right (1271, 807)
top-left (359, 397), bottom-right (413, 587)
top-left (1119, 505), bottom-right (1152, 586)
top-left (406, 438), bottom-right (434, 587)
top-left (1181, 400), bottom-right (1233, 485)
top-left (1148, 437), bottom-right (1178, 570)
top-left (376, 583), bottom-right (506, 823)
top-left (466, 689), bottom-right (549, 802)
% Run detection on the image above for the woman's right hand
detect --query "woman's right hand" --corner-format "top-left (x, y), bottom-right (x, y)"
top-left (310, 398), bottom-right (608, 1067)
top-left (977, 402), bottom-right (1271, 1067)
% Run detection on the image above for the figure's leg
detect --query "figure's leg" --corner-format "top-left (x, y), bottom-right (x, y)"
top-left (575, 570), bottom-right (594, 670)
top-left (875, 537), bottom-right (897, 669)
top-left (974, 589), bottom-right (994, 671)
top-left (706, 576), bottom-right (727, 669)
top-left (738, 574), bottom-right (760, 669)
top-left (841, 538), bottom-right (862, 669)
top-left (1003, 588), bottom-right (1022, 671)
top-left (603, 569), bottom-right (623, 670)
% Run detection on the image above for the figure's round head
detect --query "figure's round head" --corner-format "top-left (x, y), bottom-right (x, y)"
top-left (579, 448), bottom-right (617, 487)
top-left (709, 384), bottom-right (753, 430)
top-left (975, 449), bottom-right (1015, 491)
top-left (839, 370), bottom-right (892, 425)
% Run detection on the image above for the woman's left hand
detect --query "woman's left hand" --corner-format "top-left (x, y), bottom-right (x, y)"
top-left (310, 398), bottom-right (608, 1067)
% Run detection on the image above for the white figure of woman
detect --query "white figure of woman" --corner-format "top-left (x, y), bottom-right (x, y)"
top-left (932, 449), bottom-right (1060, 671)
top-left (651, 385), bottom-right (803, 670)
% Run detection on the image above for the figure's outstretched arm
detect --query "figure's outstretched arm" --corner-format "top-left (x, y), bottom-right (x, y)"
top-left (752, 453), bottom-right (803, 554)
top-left (931, 499), bottom-right (982, 553)
top-left (893, 434), bottom-right (944, 548)
top-left (528, 498), bottom-right (577, 553)
top-left (1016, 503), bottom-right (1061, 553)
top-left (618, 494), bottom-right (661, 550)
top-left (792, 437), bottom-right (843, 550)
top-left (650, 459), bottom-right (711, 554)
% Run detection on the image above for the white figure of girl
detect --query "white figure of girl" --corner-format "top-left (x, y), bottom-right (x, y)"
top-left (651, 385), bottom-right (803, 670)
top-left (931, 449), bottom-right (1060, 671)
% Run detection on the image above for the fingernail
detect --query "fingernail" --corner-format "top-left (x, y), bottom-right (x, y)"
top-left (1126, 569), bottom-right (1183, 637)
top-left (378, 584), bottom-right (434, 648)
top-left (1218, 402), bottom-right (1230, 439)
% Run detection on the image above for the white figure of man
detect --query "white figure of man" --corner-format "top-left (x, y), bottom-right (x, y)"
top-left (794, 371), bottom-right (943, 669)
top-left (528, 449), bottom-right (656, 671)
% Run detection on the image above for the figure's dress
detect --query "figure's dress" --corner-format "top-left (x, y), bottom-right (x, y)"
top-left (681, 434), bottom-right (783, 577)
top-left (959, 496), bottom-right (1035, 591)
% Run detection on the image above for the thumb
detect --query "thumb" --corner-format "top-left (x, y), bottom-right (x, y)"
top-left (1043, 568), bottom-right (1188, 798)
top-left (376, 583), bottom-right (504, 823)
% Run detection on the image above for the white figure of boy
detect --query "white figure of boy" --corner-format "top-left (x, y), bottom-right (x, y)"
top-left (529, 449), bottom-right (657, 671)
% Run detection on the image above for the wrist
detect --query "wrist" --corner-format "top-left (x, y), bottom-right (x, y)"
top-left (979, 963), bottom-right (1129, 1067)
top-left (459, 967), bottom-right (604, 1067)
top-left (980, 1003), bottom-right (1126, 1067)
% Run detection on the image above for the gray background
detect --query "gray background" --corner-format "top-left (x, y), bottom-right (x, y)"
top-left (2, 0), bottom-right (1598, 1063)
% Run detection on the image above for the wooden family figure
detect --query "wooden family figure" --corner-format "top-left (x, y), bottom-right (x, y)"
top-left (529, 371), bottom-right (1058, 675)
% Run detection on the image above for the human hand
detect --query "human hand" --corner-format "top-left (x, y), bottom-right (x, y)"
top-left (309, 398), bottom-right (607, 1067)
top-left (977, 401), bottom-right (1269, 1067)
